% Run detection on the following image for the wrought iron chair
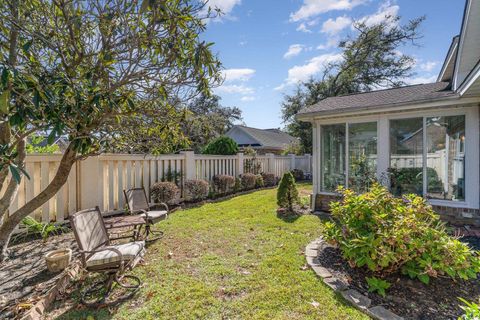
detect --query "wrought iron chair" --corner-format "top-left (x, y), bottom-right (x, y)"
top-left (124, 187), bottom-right (169, 241)
top-left (70, 207), bottom-right (145, 306)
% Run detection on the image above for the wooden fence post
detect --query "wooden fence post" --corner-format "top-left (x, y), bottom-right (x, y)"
top-left (266, 153), bottom-right (275, 173)
top-left (181, 151), bottom-right (196, 181)
top-left (289, 154), bottom-right (296, 171)
top-left (236, 153), bottom-right (244, 176)
top-left (79, 156), bottom-right (101, 210)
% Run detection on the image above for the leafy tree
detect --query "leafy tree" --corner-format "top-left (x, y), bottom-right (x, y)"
top-left (281, 15), bottom-right (424, 153)
top-left (26, 135), bottom-right (60, 154)
top-left (0, 0), bottom-right (221, 260)
top-left (277, 172), bottom-right (299, 212)
top-left (183, 94), bottom-right (242, 152)
top-left (203, 136), bottom-right (238, 155)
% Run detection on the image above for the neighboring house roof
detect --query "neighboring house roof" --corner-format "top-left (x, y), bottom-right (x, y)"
top-left (225, 125), bottom-right (298, 150)
top-left (298, 82), bottom-right (456, 117)
top-left (298, 0), bottom-right (480, 121)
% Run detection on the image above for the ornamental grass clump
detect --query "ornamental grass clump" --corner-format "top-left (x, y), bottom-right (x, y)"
top-left (324, 183), bottom-right (480, 285)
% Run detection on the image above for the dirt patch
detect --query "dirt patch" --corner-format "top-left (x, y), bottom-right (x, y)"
top-left (317, 245), bottom-right (480, 320)
top-left (0, 233), bottom-right (77, 319)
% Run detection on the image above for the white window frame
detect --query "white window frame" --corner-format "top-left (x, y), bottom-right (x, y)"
top-left (315, 105), bottom-right (479, 209)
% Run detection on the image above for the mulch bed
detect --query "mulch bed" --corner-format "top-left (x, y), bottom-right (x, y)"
top-left (317, 243), bottom-right (480, 320)
top-left (0, 233), bottom-right (77, 319)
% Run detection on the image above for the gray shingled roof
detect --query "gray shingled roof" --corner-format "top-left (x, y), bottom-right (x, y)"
top-left (234, 126), bottom-right (298, 149)
top-left (298, 82), bottom-right (458, 117)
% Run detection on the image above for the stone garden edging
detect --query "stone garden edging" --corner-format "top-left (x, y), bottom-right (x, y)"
top-left (305, 237), bottom-right (404, 320)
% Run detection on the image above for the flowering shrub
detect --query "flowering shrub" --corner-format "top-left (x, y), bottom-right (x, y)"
top-left (184, 179), bottom-right (209, 202)
top-left (261, 173), bottom-right (276, 187)
top-left (241, 173), bottom-right (257, 190)
top-left (150, 182), bottom-right (179, 204)
top-left (324, 183), bottom-right (480, 284)
top-left (255, 174), bottom-right (264, 188)
top-left (212, 175), bottom-right (235, 195)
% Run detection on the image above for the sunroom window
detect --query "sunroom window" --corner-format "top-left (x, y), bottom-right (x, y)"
top-left (321, 122), bottom-right (377, 192)
top-left (389, 115), bottom-right (465, 201)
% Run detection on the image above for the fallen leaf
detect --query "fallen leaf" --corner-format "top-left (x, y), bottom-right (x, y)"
top-left (300, 265), bottom-right (309, 271)
top-left (310, 300), bottom-right (320, 308)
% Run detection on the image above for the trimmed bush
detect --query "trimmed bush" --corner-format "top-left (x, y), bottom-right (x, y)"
top-left (261, 173), bottom-right (276, 187)
top-left (255, 174), bottom-right (264, 188)
top-left (212, 174), bottom-right (235, 195)
top-left (150, 182), bottom-right (179, 204)
top-left (203, 136), bottom-right (238, 155)
top-left (241, 173), bottom-right (257, 190)
top-left (324, 183), bottom-right (480, 285)
top-left (233, 177), bottom-right (242, 192)
top-left (290, 169), bottom-right (304, 181)
top-left (276, 172), bottom-right (299, 212)
top-left (184, 179), bottom-right (209, 202)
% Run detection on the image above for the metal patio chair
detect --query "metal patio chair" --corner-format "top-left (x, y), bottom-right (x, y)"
top-left (70, 207), bottom-right (145, 306)
top-left (124, 187), bottom-right (169, 241)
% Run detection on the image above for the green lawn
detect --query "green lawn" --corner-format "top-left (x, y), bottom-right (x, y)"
top-left (56, 184), bottom-right (368, 320)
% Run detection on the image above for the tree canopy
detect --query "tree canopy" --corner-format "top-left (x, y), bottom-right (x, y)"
top-left (282, 15), bottom-right (424, 153)
top-left (0, 0), bottom-right (222, 260)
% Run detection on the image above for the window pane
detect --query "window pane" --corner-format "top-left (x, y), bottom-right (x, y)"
top-left (348, 122), bottom-right (377, 193)
top-left (390, 118), bottom-right (423, 196)
top-left (426, 116), bottom-right (465, 201)
top-left (321, 124), bottom-right (345, 192)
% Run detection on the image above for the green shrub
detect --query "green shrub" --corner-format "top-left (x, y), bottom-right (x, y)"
top-left (261, 172), bottom-right (276, 187)
top-left (203, 136), bottom-right (238, 155)
top-left (459, 298), bottom-right (480, 320)
top-left (212, 175), bottom-right (235, 195)
top-left (290, 169), bottom-right (304, 181)
top-left (255, 174), bottom-right (264, 188)
top-left (324, 183), bottom-right (480, 285)
top-left (184, 179), bottom-right (209, 202)
top-left (366, 277), bottom-right (390, 297)
top-left (233, 177), bottom-right (242, 192)
top-left (276, 172), bottom-right (299, 212)
top-left (150, 182), bottom-right (179, 204)
top-left (241, 173), bottom-right (257, 190)
top-left (21, 216), bottom-right (66, 242)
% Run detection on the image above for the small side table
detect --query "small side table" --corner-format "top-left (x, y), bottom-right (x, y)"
top-left (103, 215), bottom-right (146, 241)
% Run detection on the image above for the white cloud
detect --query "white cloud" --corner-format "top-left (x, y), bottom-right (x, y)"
top-left (317, 37), bottom-right (339, 50)
top-left (215, 84), bottom-right (254, 95)
top-left (296, 23), bottom-right (313, 33)
top-left (284, 44), bottom-right (305, 59)
top-left (290, 0), bottom-right (365, 22)
top-left (405, 75), bottom-right (437, 85)
top-left (240, 96), bottom-right (255, 102)
top-left (419, 61), bottom-right (438, 72)
top-left (359, 2), bottom-right (400, 28)
top-left (276, 53), bottom-right (343, 90)
top-left (222, 68), bottom-right (256, 82)
top-left (321, 16), bottom-right (352, 35)
top-left (205, 0), bottom-right (241, 16)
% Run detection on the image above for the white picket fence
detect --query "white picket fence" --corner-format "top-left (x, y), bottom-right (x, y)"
top-left (8, 152), bottom-right (312, 225)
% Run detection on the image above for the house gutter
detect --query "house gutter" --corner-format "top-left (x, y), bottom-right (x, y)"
top-left (295, 94), bottom-right (479, 122)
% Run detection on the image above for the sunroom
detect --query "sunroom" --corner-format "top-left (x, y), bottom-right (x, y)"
top-left (297, 82), bottom-right (480, 225)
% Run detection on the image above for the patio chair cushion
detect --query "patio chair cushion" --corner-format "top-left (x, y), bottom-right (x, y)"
top-left (140, 210), bottom-right (167, 222)
top-left (86, 241), bottom-right (145, 268)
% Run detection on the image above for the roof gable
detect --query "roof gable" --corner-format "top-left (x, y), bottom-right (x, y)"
top-left (438, 36), bottom-right (459, 83)
top-left (453, 0), bottom-right (480, 91)
top-left (226, 126), bottom-right (298, 149)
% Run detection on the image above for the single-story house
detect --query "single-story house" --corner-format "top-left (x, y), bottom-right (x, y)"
top-left (297, 0), bottom-right (480, 226)
top-left (225, 125), bottom-right (299, 154)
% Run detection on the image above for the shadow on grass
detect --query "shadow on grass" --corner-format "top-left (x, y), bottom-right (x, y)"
top-left (276, 211), bottom-right (301, 223)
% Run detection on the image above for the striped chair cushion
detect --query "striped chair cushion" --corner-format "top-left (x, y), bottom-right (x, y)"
top-left (86, 241), bottom-right (145, 267)
top-left (139, 210), bottom-right (167, 222)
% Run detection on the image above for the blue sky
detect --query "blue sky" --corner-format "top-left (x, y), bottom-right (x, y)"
top-left (202, 0), bottom-right (465, 129)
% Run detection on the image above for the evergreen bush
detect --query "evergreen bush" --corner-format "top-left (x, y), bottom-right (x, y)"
top-left (203, 136), bottom-right (238, 155)
top-left (276, 172), bottom-right (299, 212)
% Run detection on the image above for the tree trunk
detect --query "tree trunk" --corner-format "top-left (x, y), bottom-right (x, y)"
top-left (0, 145), bottom-right (77, 262)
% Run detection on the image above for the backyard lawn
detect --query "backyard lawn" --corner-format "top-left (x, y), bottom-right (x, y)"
top-left (52, 184), bottom-right (367, 319)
